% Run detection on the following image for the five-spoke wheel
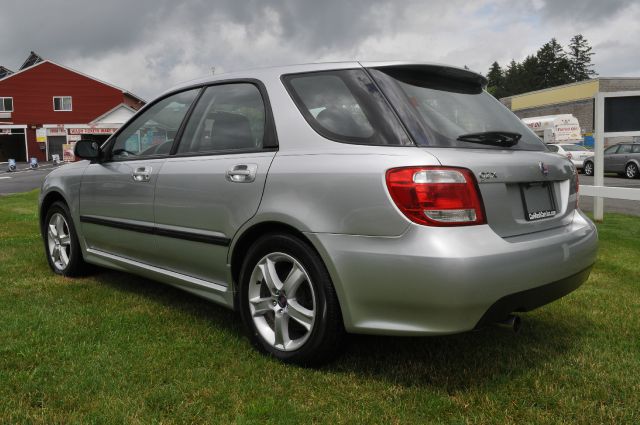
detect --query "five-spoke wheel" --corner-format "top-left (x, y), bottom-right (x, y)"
top-left (43, 201), bottom-right (88, 276)
top-left (239, 233), bottom-right (344, 365)
top-left (47, 212), bottom-right (72, 271)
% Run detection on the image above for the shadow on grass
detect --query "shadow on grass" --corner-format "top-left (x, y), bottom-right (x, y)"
top-left (90, 268), bottom-right (589, 392)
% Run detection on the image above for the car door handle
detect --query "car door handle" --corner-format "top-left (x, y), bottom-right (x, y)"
top-left (226, 164), bottom-right (257, 183)
top-left (132, 166), bottom-right (152, 182)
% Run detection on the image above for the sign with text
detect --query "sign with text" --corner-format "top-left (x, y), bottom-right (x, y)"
top-left (68, 128), bottom-right (118, 135)
top-left (36, 128), bottom-right (47, 143)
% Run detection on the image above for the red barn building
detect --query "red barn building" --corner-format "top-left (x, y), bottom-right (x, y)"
top-left (0, 52), bottom-right (144, 162)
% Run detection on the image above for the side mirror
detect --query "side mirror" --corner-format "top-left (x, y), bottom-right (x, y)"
top-left (74, 139), bottom-right (100, 160)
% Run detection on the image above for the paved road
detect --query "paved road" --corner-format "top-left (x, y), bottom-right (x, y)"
top-left (1, 163), bottom-right (639, 215)
top-left (0, 162), bottom-right (57, 195)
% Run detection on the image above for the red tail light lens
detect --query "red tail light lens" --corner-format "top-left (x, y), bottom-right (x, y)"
top-left (385, 166), bottom-right (486, 226)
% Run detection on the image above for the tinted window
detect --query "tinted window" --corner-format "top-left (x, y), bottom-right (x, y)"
top-left (177, 84), bottom-right (265, 154)
top-left (561, 145), bottom-right (588, 151)
top-left (369, 67), bottom-right (546, 151)
top-left (605, 145), bottom-right (619, 154)
top-left (284, 70), bottom-right (411, 146)
top-left (618, 144), bottom-right (633, 154)
top-left (604, 96), bottom-right (640, 132)
top-left (111, 89), bottom-right (199, 160)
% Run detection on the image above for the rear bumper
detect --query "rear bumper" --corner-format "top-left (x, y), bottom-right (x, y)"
top-left (306, 210), bottom-right (598, 336)
top-left (474, 266), bottom-right (591, 329)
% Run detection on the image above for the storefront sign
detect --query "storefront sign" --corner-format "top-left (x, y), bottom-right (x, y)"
top-left (62, 143), bottom-right (76, 162)
top-left (68, 128), bottom-right (118, 135)
top-left (36, 128), bottom-right (47, 143)
top-left (47, 127), bottom-right (67, 136)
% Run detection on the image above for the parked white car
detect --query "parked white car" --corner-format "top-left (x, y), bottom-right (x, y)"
top-left (546, 144), bottom-right (593, 172)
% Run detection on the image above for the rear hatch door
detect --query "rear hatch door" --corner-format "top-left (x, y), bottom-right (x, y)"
top-left (425, 147), bottom-right (578, 238)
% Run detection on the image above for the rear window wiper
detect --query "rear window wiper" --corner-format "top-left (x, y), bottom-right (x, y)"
top-left (456, 131), bottom-right (521, 147)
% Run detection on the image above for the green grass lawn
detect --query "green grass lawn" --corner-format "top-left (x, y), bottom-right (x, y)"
top-left (1, 191), bottom-right (638, 424)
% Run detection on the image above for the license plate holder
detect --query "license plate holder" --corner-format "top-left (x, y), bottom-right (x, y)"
top-left (520, 182), bottom-right (557, 221)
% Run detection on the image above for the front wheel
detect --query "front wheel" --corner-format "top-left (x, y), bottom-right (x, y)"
top-left (44, 201), bottom-right (90, 276)
top-left (626, 162), bottom-right (639, 179)
top-left (238, 233), bottom-right (345, 365)
top-left (583, 161), bottom-right (594, 176)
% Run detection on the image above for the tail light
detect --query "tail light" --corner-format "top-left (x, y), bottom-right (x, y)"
top-left (566, 153), bottom-right (573, 160)
top-left (385, 166), bottom-right (486, 226)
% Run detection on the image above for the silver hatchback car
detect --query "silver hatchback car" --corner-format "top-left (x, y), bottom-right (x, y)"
top-left (40, 62), bottom-right (598, 365)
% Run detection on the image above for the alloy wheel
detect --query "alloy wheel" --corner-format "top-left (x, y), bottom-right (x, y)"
top-left (626, 163), bottom-right (638, 179)
top-left (248, 252), bottom-right (316, 351)
top-left (584, 162), bottom-right (593, 176)
top-left (47, 212), bottom-right (72, 271)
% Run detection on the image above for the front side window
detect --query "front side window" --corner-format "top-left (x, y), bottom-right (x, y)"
top-left (283, 69), bottom-right (411, 146)
top-left (111, 89), bottom-right (199, 160)
top-left (177, 83), bottom-right (266, 154)
top-left (617, 144), bottom-right (632, 154)
top-left (53, 96), bottom-right (72, 111)
top-left (0, 97), bottom-right (14, 112)
top-left (605, 145), bottom-right (620, 154)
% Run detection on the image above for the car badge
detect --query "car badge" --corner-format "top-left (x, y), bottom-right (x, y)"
top-left (539, 162), bottom-right (549, 176)
top-left (478, 171), bottom-right (498, 181)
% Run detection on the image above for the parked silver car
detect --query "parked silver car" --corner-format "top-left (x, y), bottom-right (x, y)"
top-left (39, 62), bottom-right (598, 364)
top-left (583, 142), bottom-right (640, 178)
top-left (546, 143), bottom-right (593, 171)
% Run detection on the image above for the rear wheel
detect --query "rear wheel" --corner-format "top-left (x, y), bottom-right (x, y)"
top-left (44, 201), bottom-right (89, 276)
top-left (239, 233), bottom-right (345, 365)
top-left (625, 162), bottom-right (639, 179)
top-left (583, 161), bottom-right (594, 176)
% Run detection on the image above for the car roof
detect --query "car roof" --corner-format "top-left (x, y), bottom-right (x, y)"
top-left (163, 60), bottom-right (487, 95)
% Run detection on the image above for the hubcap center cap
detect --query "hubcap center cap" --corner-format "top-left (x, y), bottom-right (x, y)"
top-left (277, 293), bottom-right (287, 308)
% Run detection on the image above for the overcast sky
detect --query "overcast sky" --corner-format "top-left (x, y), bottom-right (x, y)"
top-left (1, 0), bottom-right (639, 100)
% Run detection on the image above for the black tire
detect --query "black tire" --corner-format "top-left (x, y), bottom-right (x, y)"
top-left (583, 161), bottom-right (594, 176)
top-left (625, 162), bottom-right (639, 179)
top-left (43, 201), bottom-right (90, 277)
top-left (238, 233), bottom-right (345, 366)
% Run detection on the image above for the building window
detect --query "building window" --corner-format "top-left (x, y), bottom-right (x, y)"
top-left (0, 97), bottom-right (13, 112)
top-left (53, 96), bottom-right (72, 111)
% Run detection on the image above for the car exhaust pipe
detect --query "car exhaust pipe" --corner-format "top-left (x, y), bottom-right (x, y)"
top-left (496, 314), bottom-right (521, 333)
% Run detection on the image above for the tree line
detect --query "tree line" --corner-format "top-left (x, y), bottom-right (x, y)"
top-left (486, 34), bottom-right (596, 99)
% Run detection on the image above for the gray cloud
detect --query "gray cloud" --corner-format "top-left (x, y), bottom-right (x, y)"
top-left (2, 0), bottom-right (639, 99)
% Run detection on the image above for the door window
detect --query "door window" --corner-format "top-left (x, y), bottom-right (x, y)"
top-left (617, 144), bottom-right (632, 154)
top-left (604, 145), bottom-right (619, 154)
top-left (111, 89), bottom-right (199, 160)
top-left (176, 84), bottom-right (266, 154)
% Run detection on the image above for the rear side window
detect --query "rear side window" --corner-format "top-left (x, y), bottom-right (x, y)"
top-left (283, 70), bottom-right (411, 146)
top-left (633, 145), bottom-right (640, 153)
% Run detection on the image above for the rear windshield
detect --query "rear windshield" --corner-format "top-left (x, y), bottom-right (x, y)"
top-left (368, 67), bottom-right (547, 151)
top-left (283, 69), bottom-right (412, 146)
top-left (560, 145), bottom-right (589, 151)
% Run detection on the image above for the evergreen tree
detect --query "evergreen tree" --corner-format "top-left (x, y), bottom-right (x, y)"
top-left (486, 61), bottom-right (505, 98)
top-left (520, 55), bottom-right (542, 92)
top-left (503, 60), bottom-right (523, 96)
top-left (535, 38), bottom-right (572, 88)
top-left (567, 34), bottom-right (596, 81)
